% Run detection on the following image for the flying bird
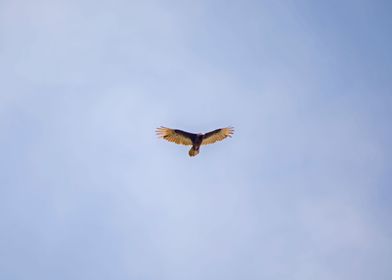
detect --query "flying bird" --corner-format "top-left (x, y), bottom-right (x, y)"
top-left (156, 126), bottom-right (234, 157)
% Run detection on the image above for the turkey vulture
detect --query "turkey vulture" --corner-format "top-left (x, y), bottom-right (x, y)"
top-left (156, 126), bottom-right (234, 157)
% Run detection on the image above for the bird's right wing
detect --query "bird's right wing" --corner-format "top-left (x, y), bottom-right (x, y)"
top-left (156, 127), bottom-right (194, 146)
top-left (201, 127), bottom-right (234, 145)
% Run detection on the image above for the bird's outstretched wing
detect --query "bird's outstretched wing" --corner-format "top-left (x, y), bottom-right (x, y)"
top-left (201, 127), bottom-right (234, 145)
top-left (156, 127), bottom-right (195, 146)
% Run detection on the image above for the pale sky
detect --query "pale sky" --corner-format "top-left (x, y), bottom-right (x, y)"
top-left (1, 0), bottom-right (391, 279)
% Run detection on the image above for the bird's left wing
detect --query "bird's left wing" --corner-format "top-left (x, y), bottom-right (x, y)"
top-left (201, 127), bottom-right (234, 145)
top-left (156, 127), bottom-right (194, 146)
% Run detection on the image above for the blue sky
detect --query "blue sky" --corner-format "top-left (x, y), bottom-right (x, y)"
top-left (1, 0), bottom-right (391, 279)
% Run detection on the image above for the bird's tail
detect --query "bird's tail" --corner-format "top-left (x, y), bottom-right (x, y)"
top-left (188, 146), bottom-right (199, 157)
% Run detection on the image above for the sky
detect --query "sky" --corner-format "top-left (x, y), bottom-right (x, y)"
top-left (1, 0), bottom-right (392, 279)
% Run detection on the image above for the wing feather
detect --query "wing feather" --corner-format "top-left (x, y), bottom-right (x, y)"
top-left (201, 127), bottom-right (234, 145)
top-left (156, 127), bottom-right (194, 146)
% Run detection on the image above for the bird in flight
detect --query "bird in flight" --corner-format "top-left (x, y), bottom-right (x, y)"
top-left (156, 126), bottom-right (234, 157)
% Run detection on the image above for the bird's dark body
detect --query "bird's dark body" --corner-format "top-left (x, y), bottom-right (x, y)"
top-left (174, 130), bottom-right (203, 156)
